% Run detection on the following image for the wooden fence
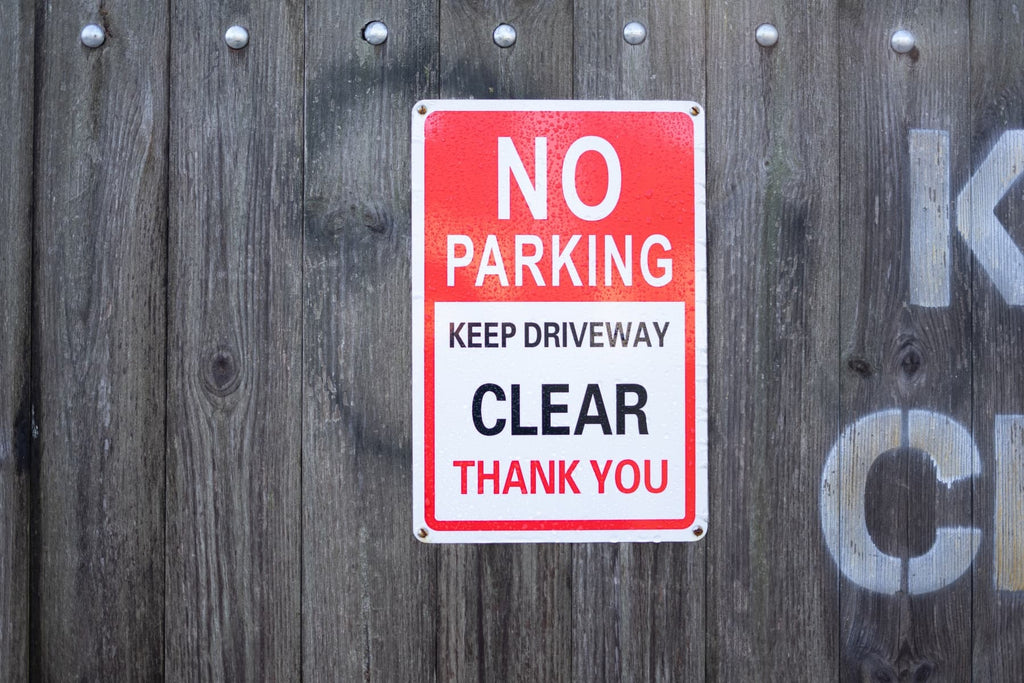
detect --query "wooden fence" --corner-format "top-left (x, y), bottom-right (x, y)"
top-left (3, 0), bottom-right (1024, 679)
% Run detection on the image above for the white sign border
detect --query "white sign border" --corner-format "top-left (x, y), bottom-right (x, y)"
top-left (411, 99), bottom-right (707, 543)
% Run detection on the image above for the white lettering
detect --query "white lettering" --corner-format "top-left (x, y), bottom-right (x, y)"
top-left (551, 235), bottom-right (582, 286)
top-left (475, 234), bottom-right (509, 286)
top-left (498, 137), bottom-right (547, 220)
top-left (515, 235), bottom-right (545, 286)
top-left (447, 234), bottom-right (473, 286)
top-left (604, 235), bottom-right (632, 287)
top-left (561, 136), bottom-right (622, 221)
top-left (640, 234), bottom-right (673, 287)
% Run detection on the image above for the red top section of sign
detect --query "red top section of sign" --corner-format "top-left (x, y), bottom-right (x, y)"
top-left (423, 110), bottom-right (695, 303)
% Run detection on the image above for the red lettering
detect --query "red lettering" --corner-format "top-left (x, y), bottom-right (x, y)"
top-left (615, 459), bottom-right (640, 493)
top-left (644, 459), bottom-right (668, 493)
top-left (479, 460), bottom-right (500, 494)
top-left (530, 460), bottom-right (555, 494)
top-left (453, 460), bottom-right (474, 494)
top-left (503, 460), bottom-right (528, 494)
top-left (559, 460), bottom-right (581, 494)
top-left (590, 459), bottom-right (613, 493)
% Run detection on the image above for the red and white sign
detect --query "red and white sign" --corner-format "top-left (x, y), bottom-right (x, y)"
top-left (412, 100), bottom-right (707, 543)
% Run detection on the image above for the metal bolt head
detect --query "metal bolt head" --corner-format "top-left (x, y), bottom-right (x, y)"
top-left (755, 23), bottom-right (779, 47)
top-left (80, 23), bottom-right (105, 48)
top-left (493, 23), bottom-right (516, 48)
top-left (890, 29), bottom-right (915, 54)
top-left (363, 20), bottom-right (388, 45)
top-left (224, 25), bottom-right (249, 50)
top-left (623, 21), bottom-right (647, 45)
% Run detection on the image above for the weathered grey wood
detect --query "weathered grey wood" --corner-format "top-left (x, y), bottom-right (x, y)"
top-left (704, 2), bottom-right (841, 680)
top-left (33, 1), bottom-right (167, 678)
top-left (0, 0), bottom-right (32, 679)
top-left (435, 3), bottom-right (574, 680)
top-left (571, 2), bottom-right (706, 680)
top-left (838, 2), bottom-right (972, 680)
top-left (440, 0), bottom-right (572, 100)
top-left (165, 1), bottom-right (303, 679)
top-left (303, 2), bottom-right (438, 681)
top-left (970, 2), bottom-right (1024, 679)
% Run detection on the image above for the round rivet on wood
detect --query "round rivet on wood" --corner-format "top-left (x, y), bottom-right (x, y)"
top-left (80, 24), bottom-right (105, 48)
top-left (890, 29), bottom-right (915, 54)
top-left (363, 20), bottom-right (388, 46)
top-left (755, 23), bottom-right (779, 47)
top-left (224, 25), bottom-right (249, 50)
top-left (417, 104), bottom-right (427, 115)
top-left (623, 21), bottom-right (647, 45)
top-left (493, 23), bottom-right (517, 48)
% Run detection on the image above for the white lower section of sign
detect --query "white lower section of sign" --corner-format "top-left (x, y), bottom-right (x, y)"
top-left (417, 300), bottom-right (700, 542)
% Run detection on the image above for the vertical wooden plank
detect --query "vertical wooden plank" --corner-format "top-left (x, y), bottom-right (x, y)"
top-left (0, 0), bottom-right (32, 678)
top-left (571, 2), bottom-right (706, 680)
top-left (970, 2), bottom-right (1024, 678)
top-left (302, 1), bottom-right (438, 680)
top-left (165, 1), bottom-right (303, 678)
top-left (837, 1), bottom-right (972, 679)
top-left (435, 2), bottom-right (573, 680)
top-left (705, 1), bottom-right (840, 680)
top-left (440, 0), bottom-right (571, 100)
top-left (33, 1), bottom-right (167, 678)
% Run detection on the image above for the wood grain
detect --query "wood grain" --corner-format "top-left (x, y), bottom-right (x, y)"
top-left (970, 1), bottom-right (1024, 679)
top-left (440, 0), bottom-right (572, 100)
top-left (0, 0), bottom-right (32, 679)
top-left (302, 1), bottom-right (439, 680)
top-left (837, 1), bottom-right (972, 680)
top-left (435, 3), bottom-right (575, 680)
top-left (33, 1), bottom-right (167, 678)
top-left (705, 1), bottom-right (841, 680)
top-left (165, 1), bottom-right (303, 678)
top-left (571, 2), bottom-right (706, 680)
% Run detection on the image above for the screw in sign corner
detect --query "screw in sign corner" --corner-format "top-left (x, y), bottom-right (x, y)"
top-left (412, 100), bottom-right (707, 543)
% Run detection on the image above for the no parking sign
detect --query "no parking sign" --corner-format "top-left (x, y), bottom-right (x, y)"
top-left (412, 100), bottom-right (707, 543)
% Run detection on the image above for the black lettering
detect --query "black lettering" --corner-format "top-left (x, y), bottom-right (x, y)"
top-left (501, 322), bottom-right (516, 346)
top-left (472, 384), bottom-right (506, 435)
top-left (574, 384), bottom-right (612, 435)
top-left (569, 322), bottom-right (587, 347)
top-left (525, 322), bottom-right (541, 347)
top-left (653, 321), bottom-right (670, 347)
top-left (544, 322), bottom-right (561, 348)
top-left (484, 322), bottom-right (499, 347)
top-left (633, 322), bottom-right (651, 347)
top-left (467, 322), bottom-right (482, 347)
top-left (616, 384), bottom-right (648, 434)
top-left (541, 384), bottom-right (570, 435)
top-left (606, 321), bottom-right (632, 347)
top-left (511, 384), bottom-right (538, 435)
top-left (449, 322), bottom-right (466, 348)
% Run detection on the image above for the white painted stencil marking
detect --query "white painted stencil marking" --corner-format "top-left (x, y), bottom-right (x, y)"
top-left (820, 410), bottom-right (981, 595)
top-left (910, 129), bottom-right (1024, 306)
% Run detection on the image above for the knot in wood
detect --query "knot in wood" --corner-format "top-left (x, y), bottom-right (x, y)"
top-left (202, 347), bottom-right (241, 397)
top-left (353, 201), bottom-right (390, 235)
top-left (895, 335), bottom-right (924, 379)
top-left (847, 356), bottom-right (874, 377)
